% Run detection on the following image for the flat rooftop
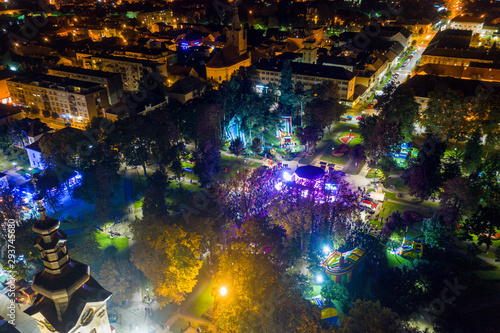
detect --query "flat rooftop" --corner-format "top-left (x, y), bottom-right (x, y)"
top-left (48, 66), bottom-right (120, 78)
top-left (8, 73), bottom-right (104, 92)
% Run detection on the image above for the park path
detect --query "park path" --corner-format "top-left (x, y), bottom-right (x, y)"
top-left (2, 162), bottom-right (30, 186)
top-left (311, 129), bottom-right (344, 166)
top-left (124, 168), bottom-right (135, 221)
top-left (161, 272), bottom-right (212, 331)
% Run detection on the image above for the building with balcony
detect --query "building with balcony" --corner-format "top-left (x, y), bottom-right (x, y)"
top-left (81, 55), bottom-right (167, 92)
top-left (255, 59), bottom-right (356, 104)
top-left (450, 16), bottom-right (484, 34)
top-left (137, 9), bottom-right (174, 31)
top-left (48, 66), bottom-right (124, 106)
top-left (7, 73), bottom-right (110, 129)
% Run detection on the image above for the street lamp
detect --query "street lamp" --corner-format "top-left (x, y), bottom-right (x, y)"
top-left (13, 162), bottom-right (17, 171)
top-left (219, 286), bottom-right (228, 296)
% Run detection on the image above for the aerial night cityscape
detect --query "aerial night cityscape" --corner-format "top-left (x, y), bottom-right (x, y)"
top-left (0, 0), bottom-right (499, 332)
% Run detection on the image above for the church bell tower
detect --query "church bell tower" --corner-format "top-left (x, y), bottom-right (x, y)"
top-left (24, 195), bottom-right (114, 333)
top-left (226, 1), bottom-right (247, 55)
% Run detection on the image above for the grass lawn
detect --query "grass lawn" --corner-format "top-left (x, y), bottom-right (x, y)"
top-left (185, 283), bottom-right (214, 317)
top-left (320, 142), bottom-right (350, 165)
top-left (386, 250), bottom-right (410, 267)
top-left (319, 125), bottom-right (362, 165)
top-left (337, 131), bottom-right (363, 147)
top-left (378, 201), bottom-right (434, 219)
top-left (59, 220), bottom-right (88, 231)
top-left (217, 155), bottom-right (260, 181)
top-left (384, 191), bottom-right (441, 210)
top-left (263, 130), bottom-right (280, 147)
top-left (383, 177), bottom-right (408, 192)
top-left (95, 232), bottom-right (129, 253)
top-left (0, 150), bottom-right (28, 172)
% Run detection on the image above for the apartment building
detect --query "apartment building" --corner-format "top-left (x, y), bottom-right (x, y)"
top-left (421, 29), bottom-right (494, 67)
top-left (417, 62), bottom-right (500, 82)
top-left (7, 73), bottom-right (110, 128)
top-left (255, 59), bottom-right (356, 104)
top-left (48, 66), bottom-right (124, 105)
top-left (137, 9), bottom-right (174, 30)
top-left (82, 55), bottom-right (167, 92)
top-left (401, 75), bottom-right (500, 110)
top-left (449, 16), bottom-right (484, 34)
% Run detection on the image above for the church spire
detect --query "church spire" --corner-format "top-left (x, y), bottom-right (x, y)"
top-left (231, 1), bottom-right (241, 30)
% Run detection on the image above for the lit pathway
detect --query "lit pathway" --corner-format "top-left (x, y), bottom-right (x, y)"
top-left (312, 129), bottom-right (345, 167)
top-left (162, 273), bottom-right (211, 332)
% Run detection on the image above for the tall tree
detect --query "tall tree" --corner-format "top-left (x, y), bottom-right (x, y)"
top-left (210, 249), bottom-right (282, 333)
top-left (463, 204), bottom-right (500, 252)
top-left (304, 81), bottom-right (345, 132)
top-left (142, 168), bottom-right (169, 217)
top-left (462, 129), bottom-right (483, 174)
top-left (131, 217), bottom-right (202, 306)
top-left (193, 140), bottom-right (221, 187)
top-left (422, 215), bottom-right (455, 250)
top-left (33, 172), bottom-right (64, 213)
top-left (0, 187), bottom-right (23, 221)
top-left (229, 137), bottom-right (244, 157)
top-left (359, 116), bottom-right (405, 166)
top-left (339, 300), bottom-right (402, 333)
top-left (439, 176), bottom-right (480, 225)
top-left (98, 259), bottom-right (140, 305)
top-left (422, 89), bottom-right (474, 141)
top-left (295, 126), bottom-right (322, 156)
top-left (278, 60), bottom-right (296, 115)
top-left (407, 134), bottom-right (447, 200)
top-left (73, 118), bottom-right (121, 222)
top-left (378, 84), bottom-right (420, 141)
top-left (250, 137), bottom-right (262, 156)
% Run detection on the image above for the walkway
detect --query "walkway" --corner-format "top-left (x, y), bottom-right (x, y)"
top-left (3, 163), bottom-right (30, 187)
top-left (124, 169), bottom-right (135, 221)
top-left (162, 273), bottom-right (212, 331)
top-left (311, 129), bottom-right (344, 166)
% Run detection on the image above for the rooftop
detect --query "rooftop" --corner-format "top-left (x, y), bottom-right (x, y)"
top-left (451, 16), bottom-right (485, 24)
top-left (167, 75), bottom-right (205, 95)
top-left (255, 59), bottom-right (355, 81)
top-left (402, 75), bottom-right (500, 98)
top-left (0, 104), bottom-right (23, 120)
top-left (205, 46), bottom-right (250, 68)
top-left (8, 73), bottom-right (104, 92)
top-left (90, 54), bottom-right (162, 67)
top-left (426, 29), bottom-right (472, 50)
top-left (48, 65), bottom-right (121, 78)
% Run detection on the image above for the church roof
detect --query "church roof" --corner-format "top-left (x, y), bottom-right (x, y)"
top-left (167, 75), bottom-right (205, 95)
top-left (25, 274), bottom-right (112, 333)
top-left (205, 46), bottom-right (249, 68)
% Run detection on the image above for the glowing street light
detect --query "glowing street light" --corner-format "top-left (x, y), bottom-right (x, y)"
top-left (323, 245), bottom-right (331, 254)
top-left (219, 286), bottom-right (228, 296)
top-left (316, 275), bottom-right (324, 284)
top-left (283, 171), bottom-right (292, 181)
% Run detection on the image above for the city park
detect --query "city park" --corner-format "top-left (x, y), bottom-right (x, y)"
top-left (2, 120), bottom-right (498, 333)
top-left (1, 72), bottom-right (500, 332)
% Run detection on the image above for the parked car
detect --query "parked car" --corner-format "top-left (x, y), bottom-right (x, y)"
top-left (365, 104), bottom-right (374, 109)
top-left (394, 73), bottom-right (399, 76)
top-left (408, 55), bottom-right (413, 59)
top-left (356, 116), bottom-right (364, 120)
